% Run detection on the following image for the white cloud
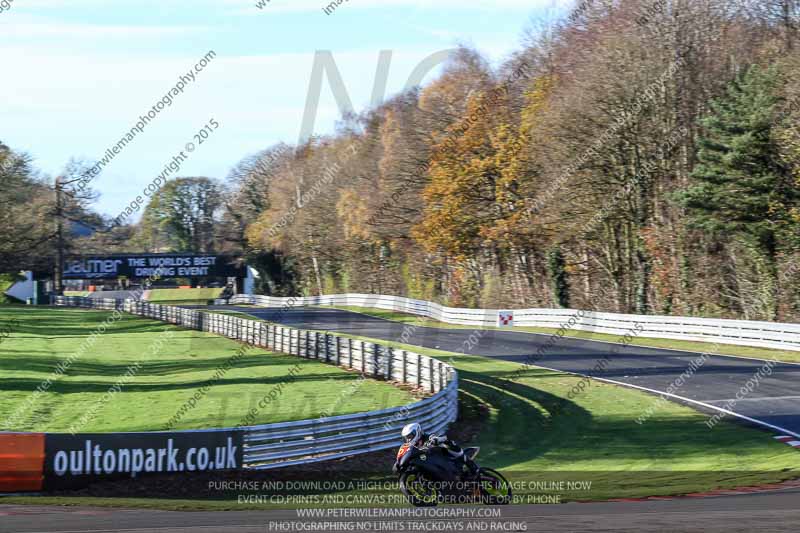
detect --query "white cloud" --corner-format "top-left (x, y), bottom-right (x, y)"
top-left (8, 0), bottom-right (572, 15)
top-left (0, 22), bottom-right (203, 39)
top-left (226, 0), bottom-right (571, 15)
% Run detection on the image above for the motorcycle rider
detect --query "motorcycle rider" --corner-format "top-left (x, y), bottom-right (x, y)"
top-left (401, 422), bottom-right (474, 473)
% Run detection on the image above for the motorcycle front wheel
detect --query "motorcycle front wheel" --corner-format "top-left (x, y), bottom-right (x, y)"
top-left (399, 470), bottom-right (439, 507)
top-left (477, 468), bottom-right (512, 505)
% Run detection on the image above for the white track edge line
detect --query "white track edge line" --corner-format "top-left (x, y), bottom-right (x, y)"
top-left (530, 363), bottom-right (800, 440)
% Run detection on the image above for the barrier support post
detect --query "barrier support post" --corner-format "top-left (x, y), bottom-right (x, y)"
top-left (361, 341), bottom-right (366, 374)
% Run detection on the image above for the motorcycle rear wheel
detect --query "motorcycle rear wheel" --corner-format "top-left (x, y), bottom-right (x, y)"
top-left (477, 468), bottom-right (512, 505)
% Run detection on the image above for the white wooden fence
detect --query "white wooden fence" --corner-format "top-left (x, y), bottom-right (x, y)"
top-left (222, 293), bottom-right (800, 352)
top-left (53, 296), bottom-right (458, 469)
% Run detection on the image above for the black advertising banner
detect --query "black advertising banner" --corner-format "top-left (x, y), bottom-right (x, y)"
top-left (44, 430), bottom-right (244, 489)
top-left (62, 254), bottom-right (246, 280)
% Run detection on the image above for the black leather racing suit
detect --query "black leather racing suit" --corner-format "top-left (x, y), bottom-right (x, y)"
top-left (419, 433), bottom-right (463, 459)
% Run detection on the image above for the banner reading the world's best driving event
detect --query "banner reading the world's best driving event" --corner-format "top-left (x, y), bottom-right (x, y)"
top-left (62, 254), bottom-right (245, 280)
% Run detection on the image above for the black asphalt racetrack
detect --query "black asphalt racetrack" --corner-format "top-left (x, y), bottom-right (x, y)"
top-left (4, 488), bottom-right (800, 533)
top-left (203, 305), bottom-right (800, 438)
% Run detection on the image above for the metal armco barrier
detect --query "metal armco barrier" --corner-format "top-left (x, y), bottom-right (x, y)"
top-left (49, 296), bottom-right (458, 474)
top-left (222, 293), bottom-right (800, 352)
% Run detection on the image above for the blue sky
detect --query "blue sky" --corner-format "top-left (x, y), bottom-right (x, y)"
top-left (0, 0), bottom-right (572, 218)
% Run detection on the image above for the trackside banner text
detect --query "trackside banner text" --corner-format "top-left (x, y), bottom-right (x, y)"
top-left (44, 431), bottom-right (243, 489)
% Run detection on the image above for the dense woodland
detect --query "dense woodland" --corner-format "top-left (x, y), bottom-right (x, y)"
top-left (3, 0), bottom-right (800, 321)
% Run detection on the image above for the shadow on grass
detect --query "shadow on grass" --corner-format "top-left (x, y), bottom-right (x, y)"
top-left (0, 369), bottom-right (361, 394)
top-left (0, 308), bottom-right (172, 336)
top-left (0, 352), bottom-right (312, 377)
top-left (454, 368), bottom-right (591, 469)
top-left (449, 360), bottom-right (800, 468)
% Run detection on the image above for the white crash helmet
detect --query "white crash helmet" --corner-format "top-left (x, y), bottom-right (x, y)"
top-left (401, 423), bottom-right (422, 445)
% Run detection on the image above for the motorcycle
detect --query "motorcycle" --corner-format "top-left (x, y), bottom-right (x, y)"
top-left (392, 436), bottom-right (512, 507)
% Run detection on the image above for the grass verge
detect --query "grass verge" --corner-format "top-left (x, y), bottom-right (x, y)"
top-left (147, 288), bottom-right (224, 304)
top-left (0, 306), bottom-right (413, 433)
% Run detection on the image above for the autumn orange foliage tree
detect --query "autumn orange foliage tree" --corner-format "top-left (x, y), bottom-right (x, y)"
top-left (217, 0), bottom-right (800, 321)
